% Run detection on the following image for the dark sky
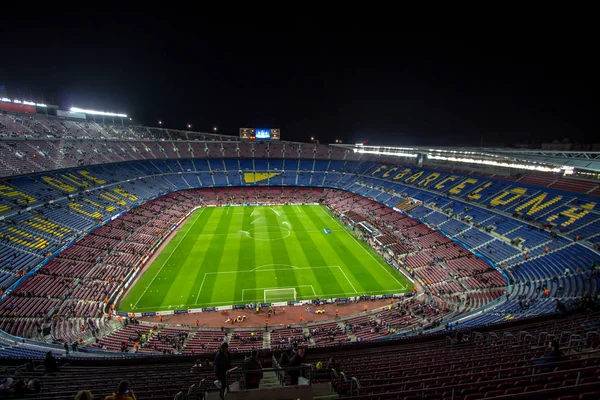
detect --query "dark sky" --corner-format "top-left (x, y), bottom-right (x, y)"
top-left (1, 12), bottom-right (597, 147)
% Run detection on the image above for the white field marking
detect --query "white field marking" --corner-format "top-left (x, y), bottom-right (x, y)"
top-left (318, 206), bottom-right (407, 290)
top-left (130, 288), bottom-right (406, 312)
top-left (206, 265), bottom-right (340, 275)
top-left (294, 205), bottom-right (303, 212)
top-left (309, 289), bottom-right (407, 298)
top-left (247, 226), bottom-right (291, 241)
top-left (335, 266), bottom-right (359, 293)
top-left (282, 221), bottom-right (292, 230)
top-left (241, 285), bottom-right (312, 301)
top-left (133, 209), bottom-right (205, 308)
top-left (252, 263), bottom-right (298, 271)
top-left (194, 265), bottom-right (337, 303)
top-left (194, 273), bottom-right (208, 304)
top-left (191, 229), bottom-right (342, 237)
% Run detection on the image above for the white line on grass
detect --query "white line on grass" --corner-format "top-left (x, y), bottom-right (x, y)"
top-left (133, 209), bottom-right (205, 308)
top-left (241, 285), bottom-right (314, 302)
top-left (189, 229), bottom-right (343, 237)
top-left (206, 265), bottom-right (339, 275)
top-left (131, 288), bottom-right (405, 312)
top-left (319, 206), bottom-right (407, 290)
top-left (194, 274), bottom-right (207, 304)
top-left (335, 266), bottom-right (359, 293)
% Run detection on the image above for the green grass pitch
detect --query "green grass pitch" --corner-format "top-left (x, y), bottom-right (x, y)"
top-left (119, 205), bottom-right (411, 312)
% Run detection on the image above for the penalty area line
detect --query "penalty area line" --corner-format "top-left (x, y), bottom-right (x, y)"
top-left (335, 266), bottom-right (359, 294)
top-left (319, 206), bottom-right (407, 290)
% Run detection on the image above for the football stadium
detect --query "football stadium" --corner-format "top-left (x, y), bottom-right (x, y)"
top-left (0, 109), bottom-right (598, 399)
top-left (1, 21), bottom-right (599, 399)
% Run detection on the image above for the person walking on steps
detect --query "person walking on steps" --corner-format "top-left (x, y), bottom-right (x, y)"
top-left (214, 342), bottom-right (232, 399)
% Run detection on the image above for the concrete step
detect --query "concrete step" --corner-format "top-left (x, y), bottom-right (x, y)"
top-left (259, 370), bottom-right (281, 389)
top-left (262, 331), bottom-right (271, 349)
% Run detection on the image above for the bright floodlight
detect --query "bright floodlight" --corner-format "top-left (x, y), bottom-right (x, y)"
top-left (311, 136), bottom-right (314, 140)
top-left (158, 121), bottom-right (162, 125)
top-left (213, 126), bottom-right (217, 131)
top-left (70, 107), bottom-right (127, 118)
top-left (187, 124), bottom-right (191, 128)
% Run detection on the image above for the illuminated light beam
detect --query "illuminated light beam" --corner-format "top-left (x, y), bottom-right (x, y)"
top-left (355, 149), bottom-right (418, 158)
top-left (426, 154), bottom-right (573, 174)
top-left (70, 107), bottom-right (127, 118)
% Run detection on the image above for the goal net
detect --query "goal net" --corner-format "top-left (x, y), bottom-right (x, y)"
top-left (264, 288), bottom-right (297, 303)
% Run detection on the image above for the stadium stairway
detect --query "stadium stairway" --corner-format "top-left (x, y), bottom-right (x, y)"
top-left (262, 332), bottom-right (271, 349)
top-left (259, 370), bottom-right (280, 389)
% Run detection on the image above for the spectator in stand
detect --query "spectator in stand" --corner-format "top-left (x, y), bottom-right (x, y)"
top-left (11, 378), bottom-right (41, 397)
top-left (288, 346), bottom-right (306, 385)
top-left (243, 350), bottom-right (263, 389)
top-left (214, 342), bottom-right (231, 400)
top-left (535, 340), bottom-right (563, 366)
top-left (190, 359), bottom-right (203, 373)
top-left (105, 380), bottom-right (135, 400)
top-left (44, 351), bottom-right (59, 374)
top-left (75, 390), bottom-right (94, 400)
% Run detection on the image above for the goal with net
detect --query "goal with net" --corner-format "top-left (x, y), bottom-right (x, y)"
top-left (264, 288), bottom-right (297, 303)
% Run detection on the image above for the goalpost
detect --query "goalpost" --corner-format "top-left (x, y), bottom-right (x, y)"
top-left (264, 288), bottom-right (297, 303)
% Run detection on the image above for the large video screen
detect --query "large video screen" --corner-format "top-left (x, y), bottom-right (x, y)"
top-left (240, 128), bottom-right (280, 140)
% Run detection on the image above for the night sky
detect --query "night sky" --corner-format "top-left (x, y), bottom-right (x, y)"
top-left (1, 13), bottom-right (596, 147)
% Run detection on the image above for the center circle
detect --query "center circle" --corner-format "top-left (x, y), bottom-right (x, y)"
top-left (248, 226), bottom-right (291, 241)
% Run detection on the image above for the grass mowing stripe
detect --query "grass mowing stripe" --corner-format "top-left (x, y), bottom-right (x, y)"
top-left (281, 206), bottom-right (345, 295)
top-left (160, 208), bottom-right (218, 307)
top-left (233, 207), bottom-right (255, 304)
top-left (192, 208), bottom-right (234, 304)
top-left (129, 208), bottom-right (204, 309)
top-left (216, 207), bottom-right (245, 303)
top-left (304, 206), bottom-right (385, 293)
top-left (265, 206), bottom-right (299, 299)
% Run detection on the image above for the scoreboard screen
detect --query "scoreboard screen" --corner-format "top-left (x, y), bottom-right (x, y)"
top-left (240, 128), bottom-right (280, 140)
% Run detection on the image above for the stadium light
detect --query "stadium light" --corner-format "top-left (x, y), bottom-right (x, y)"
top-left (213, 126), bottom-right (218, 132)
top-left (1, 98), bottom-right (11, 102)
top-left (158, 120), bottom-right (162, 125)
top-left (70, 107), bottom-right (127, 118)
top-left (426, 154), bottom-right (571, 173)
top-left (187, 124), bottom-right (192, 129)
top-left (356, 148), bottom-right (418, 158)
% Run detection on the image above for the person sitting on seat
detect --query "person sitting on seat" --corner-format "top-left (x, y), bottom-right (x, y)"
top-left (105, 380), bottom-right (135, 400)
top-left (243, 350), bottom-right (263, 389)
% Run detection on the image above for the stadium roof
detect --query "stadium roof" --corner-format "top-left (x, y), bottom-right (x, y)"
top-left (334, 144), bottom-right (600, 174)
